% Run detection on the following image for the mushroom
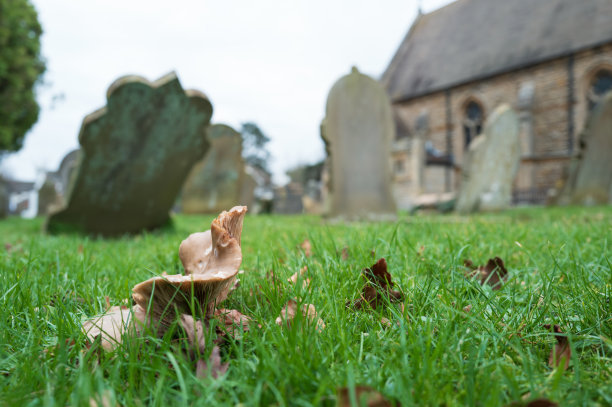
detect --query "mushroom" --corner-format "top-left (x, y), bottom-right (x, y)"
top-left (81, 305), bottom-right (145, 351)
top-left (132, 206), bottom-right (247, 332)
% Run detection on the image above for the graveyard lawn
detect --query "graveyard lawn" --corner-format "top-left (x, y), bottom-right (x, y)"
top-left (0, 207), bottom-right (610, 406)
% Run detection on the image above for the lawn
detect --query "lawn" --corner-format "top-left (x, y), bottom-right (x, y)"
top-left (0, 207), bottom-right (611, 406)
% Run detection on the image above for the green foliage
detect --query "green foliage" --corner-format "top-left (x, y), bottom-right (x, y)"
top-left (240, 122), bottom-right (271, 173)
top-left (0, 207), bottom-right (610, 405)
top-left (0, 0), bottom-right (45, 153)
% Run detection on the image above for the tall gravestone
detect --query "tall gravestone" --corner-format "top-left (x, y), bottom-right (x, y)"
top-left (0, 177), bottom-right (8, 219)
top-left (47, 72), bottom-right (213, 235)
top-left (559, 92), bottom-right (612, 205)
top-left (321, 67), bottom-right (396, 218)
top-left (181, 124), bottom-right (248, 213)
top-left (456, 104), bottom-right (520, 213)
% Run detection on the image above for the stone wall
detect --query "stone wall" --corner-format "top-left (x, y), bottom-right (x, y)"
top-left (391, 42), bottom-right (612, 205)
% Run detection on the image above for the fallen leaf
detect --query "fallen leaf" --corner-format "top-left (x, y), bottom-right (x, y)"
top-left (543, 324), bottom-right (571, 370)
top-left (300, 239), bottom-right (312, 257)
top-left (464, 257), bottom-right (508, 290)
top-left (276, 299), bottom-right (325, 331)
top-left (213, 308), bottom-right (251, 340)
top-left (349, 258), bottom-right (403, 310)
top-left (341, 247), bottom-right (350, 260)
top-left (505, 398), bottom-right (558, 407)
top-left (196, 346), bottom-right (228, 379)
top-left (337, 386), bottom-right (396, 407)
top-left (417, 245), bottom-right (425, 257)
top-left (288, 266), bottom-right (310, 289)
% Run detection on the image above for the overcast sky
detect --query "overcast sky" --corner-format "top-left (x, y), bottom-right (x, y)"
top-left (2, 0), bottom-right (453, 184)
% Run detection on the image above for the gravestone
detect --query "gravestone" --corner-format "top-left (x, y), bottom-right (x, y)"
top-left (55, 149), bottom-right (81, 197)
top-left (0, 177), bottom-right (8, 219)
top-left (559, 92), bottom-right (612, 205)
top-left (181, 124), bottom-right (246, 213)
top-left (38, 149), bottom-right (82, 216)
top-left (321, 67), bottom-right (396, 218)
top-left (456, 104), bottom-right (520, 213)
top-left (238, 171), bottom-right (257, 209)
top-left (47, 72), bottom-right (213, 235)
top-left (37, 177), bottom-right (62, 216)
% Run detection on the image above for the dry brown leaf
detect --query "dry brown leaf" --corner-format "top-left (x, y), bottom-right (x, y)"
top-left (301, 239), bottom-right (312, 257)
top-left (543, 324), bottom-right (571, 370)
top-left (380, 317), bottom-right (392, 328)
top-left (214, 308), bottom-right (252, 340)
top-left (337, 386), bottom-right (397, 407)
top-left (276, 299), bottom-right (325, 331)
top-left (417, 245), bottom-right (425, 257)
top-left (464, 257), bottom-right (508, 290)
top-left (341, 246), bottom-right (350, 260)
top-left (288, 266), bottom-right (310, 289)
top-left (349, 258), bottom-right (403, 310)
top-left (196, 346), bottom-right (228, 379)
top-left (505, 398), bottom-right (559, 407)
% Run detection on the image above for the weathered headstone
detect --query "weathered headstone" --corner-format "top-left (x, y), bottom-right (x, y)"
top-left (321, 67), bottom-right (396, 218)
top-left (55, 149), bottom-right (81, 197)
top-left (37, 177), bottom-right (62, 216)
top-left (273, 183), bottom-right (304, 214)
top-left (181, 124), bottom-right (247, 214)
top-left (559, 92), bottom-right (612, 205)
top-left (456, 104), bottom-right (520, 213)
top-left (38, 149), bottom-right (82, 216)
top-left (0, 177), bottom-right (8, 219)
top-left (238, 171), bottom-right (257, 209)
top-left (47, 72), bottom-right (213, 235)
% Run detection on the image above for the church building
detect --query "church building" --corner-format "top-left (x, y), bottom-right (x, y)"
top-left (382, 0), bottom-right (612, 208)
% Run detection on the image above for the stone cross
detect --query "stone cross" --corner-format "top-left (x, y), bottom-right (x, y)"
top-left (47, 72), bottom-right (212, 235)
top-left (321, 67), bottom-right (396, 218)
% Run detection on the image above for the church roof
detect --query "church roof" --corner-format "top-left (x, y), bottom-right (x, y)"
top-left (382, 0), bottom-right (612, 102)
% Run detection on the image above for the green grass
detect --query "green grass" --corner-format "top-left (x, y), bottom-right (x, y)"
top-left (0, 207), bottom-right (611, 406)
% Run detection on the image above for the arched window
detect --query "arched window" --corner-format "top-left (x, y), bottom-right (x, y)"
top-left (463, 101), bottom-right (483, 148)
top-left (588, 69), bottom-right (612, 111)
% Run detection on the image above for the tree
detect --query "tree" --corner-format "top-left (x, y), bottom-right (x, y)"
top-left (240, 122), bottom-right (271, 173)
top-left (0, 0), bottom-right (46, 153)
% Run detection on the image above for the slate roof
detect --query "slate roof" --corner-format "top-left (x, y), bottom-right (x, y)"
top-left (382, 0), bottom-right (612, 102)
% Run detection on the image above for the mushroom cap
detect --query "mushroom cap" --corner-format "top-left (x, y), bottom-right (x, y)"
top-left (179, 230), bottom-right (213, 275)
top-left (82, 305), bottom-right (145, 351)
top-left (179, 205), bottom-right (246, 275)
top-left (133, 206), bottom-right (247, 326)
top-left (132, 273), bottom-right (238, 329)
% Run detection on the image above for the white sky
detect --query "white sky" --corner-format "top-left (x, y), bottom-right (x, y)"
top-left (2, 0), bottom-right (453, 184)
